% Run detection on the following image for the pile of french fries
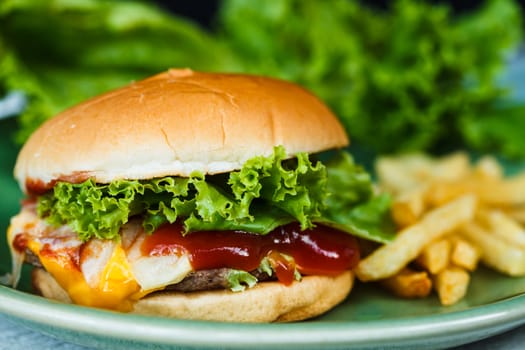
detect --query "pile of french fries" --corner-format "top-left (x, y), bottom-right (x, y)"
top-left (355, 152), bottom-right (525, 305)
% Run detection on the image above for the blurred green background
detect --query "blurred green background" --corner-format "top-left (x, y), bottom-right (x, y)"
top-left (1, 0), bottom-right (525, 157)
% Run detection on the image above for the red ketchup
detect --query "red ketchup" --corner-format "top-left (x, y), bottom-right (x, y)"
top-left (141, 223), bottom-right (360, 285)
top-left (12, 233), bottom-right (29, 253)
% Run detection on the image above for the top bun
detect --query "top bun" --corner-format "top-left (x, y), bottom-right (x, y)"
top-left (15, 69), bottom-right (348, 193)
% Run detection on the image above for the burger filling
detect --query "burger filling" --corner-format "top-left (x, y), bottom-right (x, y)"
top-left (8, 147), bottom-right (394, 311)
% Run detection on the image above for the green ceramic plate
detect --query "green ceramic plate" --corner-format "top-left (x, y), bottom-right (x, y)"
top-left (1, 117), bottom-right (525, 350)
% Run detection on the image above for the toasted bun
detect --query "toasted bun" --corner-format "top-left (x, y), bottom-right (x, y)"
top-left (15, 69), bottom-right (348, 192)
top-left (32, 268), bottom-right (353, 322)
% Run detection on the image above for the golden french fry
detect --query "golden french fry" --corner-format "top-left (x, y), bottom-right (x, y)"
top-left (391, 187), bottom-right (427, 227)
top-left (433, 267), bottom-right (470, 306)
top-left (425, 180), bottom-right (475, 207)
top-left (459, 222), bottom-right (525, 276)
top-left (416, 238), bottom-right (451, 274)
top-left (381, 268), bottom-right (432, 298)
top-left (375, 156), bottom-right (425, 194)
top-left (374, 151), bottom-right (525, 306)
top-left (376, 152), bottom-right (470, 195)
top-left (427, 152), bottom-right (470, 182)
top-left (504, 206), bottom-right (525, 225)
top-left (426, 174), bottom-right (525, 208)
top-left (449, 236), bottom-right (481, 271)
top-left (476, 209), bottom-right (525, 248)
top-left (474, 156), bottom-right (503, 180)
top-left (477, 173), bottom-right (525, 206)
top-left (356, 195), bottom-right (477, 281)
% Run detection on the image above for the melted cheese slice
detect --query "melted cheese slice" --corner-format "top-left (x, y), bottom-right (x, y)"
top-left (8, 207), bottom-right (192, 311)
top-left (41, 242), bottom-right (142, 311)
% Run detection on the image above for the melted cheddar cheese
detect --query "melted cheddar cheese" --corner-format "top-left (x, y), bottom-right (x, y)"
top-left (40, 243), bottom-right (142, 311)
top-left (8, 208), bottom-right (189, 311)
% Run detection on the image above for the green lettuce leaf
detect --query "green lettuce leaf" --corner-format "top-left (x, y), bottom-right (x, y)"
top-left (228, 146), bottom-right (326, 230)
top-left (0, 0), bottom-right (237, 142)
top-left (321, 152), bottom-right (396, 243)
top-left (37, 147), bottom-right (394, 243)
top-left (320, 194), bottom-right (395, 244)
top-left (218, 0), bottom-right (524, 158)
top-left (226, 269), bottom-right (258, 292)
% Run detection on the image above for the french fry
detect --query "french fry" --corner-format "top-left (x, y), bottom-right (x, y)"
top-left (375, 152), bottom-right (470, 195)
top-left (374, 151), bottom-right (525, 306)
top-left (477, 173), bottom-right (525, 206)
top-left (356, 195), bottom-right (477, 281)
top-left (459, 222), bottom-right (525, 276)
top-left (425, 180), bottom-right (476, 207)
top-left (433, 267), bottom-right (470, 306)
top-left (381, 268), bottom-right (432, 298)
top-left (416, 238), bottom-right (451, 274)
top-left (449, 236), bottom-right (480, 271)
top-left (504, 206), bottom-right (525, 225)
top-left (476, 209), bottom-right (525, 248)
top-left (391, 187), bottom-right (427, 227)
top-left (427, 152), bottom-right (470, 182)
top-left (375, 156), bottom-right (426, 194)
top-left (474, 155), bottom-right (503, 180)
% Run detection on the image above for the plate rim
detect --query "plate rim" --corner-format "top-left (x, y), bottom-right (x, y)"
top-left (1, 285), bottom-right (525, 349)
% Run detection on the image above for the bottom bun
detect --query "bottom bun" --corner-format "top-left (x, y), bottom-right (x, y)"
top-left (32, 268), bottom-right (353, 322)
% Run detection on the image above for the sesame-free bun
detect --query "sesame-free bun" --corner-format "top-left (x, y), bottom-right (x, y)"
top-left (15, 69), bottom-right (348, 192)
top-left (32, 268), bottom-right (353, 322)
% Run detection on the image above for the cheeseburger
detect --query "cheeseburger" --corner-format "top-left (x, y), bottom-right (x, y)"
top-left (7, 69), bottom-right (389, 322)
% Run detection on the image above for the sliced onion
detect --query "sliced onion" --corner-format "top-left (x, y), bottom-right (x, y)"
top-left (126, 231), bottom-right (193, 291)
top-left (80, 239), bottom-right (116, 289)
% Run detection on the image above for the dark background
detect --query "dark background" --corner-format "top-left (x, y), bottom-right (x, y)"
top-left (156, 1), bottom-right (525, 29)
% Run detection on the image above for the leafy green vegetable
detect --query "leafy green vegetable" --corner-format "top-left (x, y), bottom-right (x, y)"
top-left (320, 194), bottom-right (395, 245)
top-left (460, 104), bottom-right (525, 159)
top-left (37, 147), bottom-right (393, 243)
top-left (218, 0), bottom-right (524, 157)
top-left (226, 269), bottom-right (257, 292)
top-left (228, 147), bottom-right (326, 230)
top-left (324, 152), bottom-right (373, 210)
top-left (323, 152), bottom-right (395, 244)
top-left (2, 0), bottom-right (524, 158)
top-left (228, 254), bottom-right (302, 292)
top-left (257, 257), bottom-right (273, 277)
top-left (227, 255), bottom-right (303, 291)
top-left (0, 0), bottom-right (236, 142)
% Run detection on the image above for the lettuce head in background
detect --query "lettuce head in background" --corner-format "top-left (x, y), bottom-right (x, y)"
top-left (1, 0), bottom-right (525, 158)
top-left (217, 0), bottom-right (525, 158)
top-left (0, 0), bottom-right (237, 142)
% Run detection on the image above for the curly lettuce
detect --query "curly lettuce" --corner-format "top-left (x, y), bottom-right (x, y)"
top-left (38, 147), bottom-right (394, 243)
top-left (226, 270), bottom-right (258, 292)
top-left (322, 152), bottom-right (395, 243)
top-left (218, 0), bottom-right (524, 158)
top-left (0, 0), bottom-right (237, 142)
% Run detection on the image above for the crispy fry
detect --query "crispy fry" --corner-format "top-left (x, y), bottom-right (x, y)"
top-left (356, 195), bottom-right (477, 281)
top-left (459, 222), bottom-right (525, 276)
top-left (433, 267), bottom-right (470, 306)
top-left (373, 151), bottom-right (525, 305)
top-left (427, 152), bottom-right (470, 182)
top-left (425, 174), bottom-right (525, 208)
top-left (391, 187), bottom-right (427, 227)
top-left (425, 180), bottom-right (475, 207)
top-left (477, 173), bottom-right (525, 206)
top-left (375, 156), bottom-right (425, 194)
top-left (416, 238), bottom-right (451, 274)
top-left (504, 206), bottom-right (525, 225)
top-left (449, 236), bottom-right (480, 271)
top-left (381, 268), bottom-right (432, 298)
top-left (474, 156), bottom-right (503, 180)
top-left (476, 209), bottom-right (525, 248)
top-left (375, 152), bottom-right (470, 195)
